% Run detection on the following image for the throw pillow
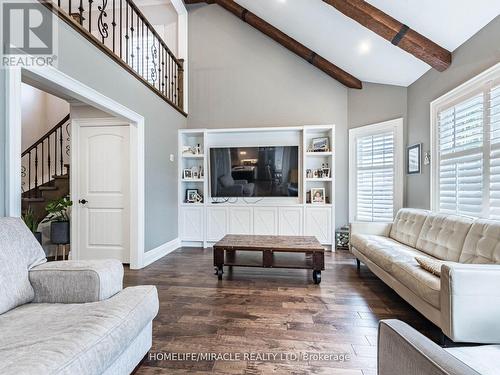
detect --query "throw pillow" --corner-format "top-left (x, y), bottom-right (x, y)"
top-left (415, 256), bottom-right (443, 277)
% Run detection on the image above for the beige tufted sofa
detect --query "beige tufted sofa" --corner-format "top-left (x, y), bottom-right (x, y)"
top-left (350, 208), bottom-right (500, 344)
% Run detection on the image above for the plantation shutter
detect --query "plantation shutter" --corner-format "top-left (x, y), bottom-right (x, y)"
top-left (436, 82), bottom-right (500, 218)
top-left (356, 131), bottom-right (395, 222)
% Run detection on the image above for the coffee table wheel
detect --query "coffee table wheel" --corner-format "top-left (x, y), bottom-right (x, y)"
top-left (216, 267), bottom-right (223, 280)
top-left (313, 270), bottom-right (321, 284)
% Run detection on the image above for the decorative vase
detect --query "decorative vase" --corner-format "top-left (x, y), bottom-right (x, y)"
top-left (34, 231), bottom-right (43, 245)
top-left (50, 221), bottom-right (70, 244)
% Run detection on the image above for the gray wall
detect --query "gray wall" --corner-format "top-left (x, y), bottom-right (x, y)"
top-left (407, 15), bottom-right (500, 209)
top-left (348, 83), bottom-right (407, 130)
top-left (187, 4), bottom-right (349, 226)
top-left (0, 10), bottom-right (186, 251)
top-left (0, 72), bottom-right (5, 217)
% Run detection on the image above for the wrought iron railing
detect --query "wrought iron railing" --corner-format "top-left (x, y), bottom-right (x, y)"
top-left (41, 0), bottom-right (185, 114)
top-left (22, 114), bottom-right (71, 197)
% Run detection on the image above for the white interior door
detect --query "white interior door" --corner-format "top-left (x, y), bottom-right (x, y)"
top-left (77, 124), bottom-right (130, 262)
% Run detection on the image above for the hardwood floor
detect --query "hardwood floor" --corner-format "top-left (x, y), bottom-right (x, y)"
top-left (124, 247), bottom-right (439, 374)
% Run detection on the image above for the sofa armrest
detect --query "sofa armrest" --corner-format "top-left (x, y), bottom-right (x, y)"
top-left (441, 263), bottom-right (500, 343)
top-left (378, 320), bottom-right (480, 375)
top-left (29, 259), bottom-right (123, 303)
top-left (350, 222), bottom-right (392, 237)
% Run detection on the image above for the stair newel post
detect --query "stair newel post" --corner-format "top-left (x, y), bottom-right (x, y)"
top-left (178, 58), bottom-right (184, 110)
top-left (60, 126), bottom-right (64, 176)
top-left (34, 147), bottom-right (39, 193)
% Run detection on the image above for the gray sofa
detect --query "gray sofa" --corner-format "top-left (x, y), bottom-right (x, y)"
top-left (0, 217), bottom-right (159, 375)
top-left (350, 208), bottom-right (500, 344)
top-left (378, 320), bottom-right (500, 375)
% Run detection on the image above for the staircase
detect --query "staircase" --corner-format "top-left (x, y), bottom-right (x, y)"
top-left (22, 115), bottom-right (71, 223)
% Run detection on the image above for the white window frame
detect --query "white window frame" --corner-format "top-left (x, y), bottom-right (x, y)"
top-left (349, 118), bottom-right (404, 223)
top-left (430, 62), bottom-right (500, 214)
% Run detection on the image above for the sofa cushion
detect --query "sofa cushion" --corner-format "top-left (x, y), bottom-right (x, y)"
top-left (391, 261), bottom-right (441, 308)
top-left (0, 218), bottom-right (46, 315)
top-left (0, 285), bottom-right (158, 375)
top-left (445, 345), bottom-right (500, 375)
top-left (389, 208), bottom-right (429, 247)
top-left (351, 234), bottom-right (431, 273)
top-left (416, 213), bottom-right (473, 261)
top-left (460, 219), bottom-right (500, 264)
top-left (219, 174), bottom-right (234, 187)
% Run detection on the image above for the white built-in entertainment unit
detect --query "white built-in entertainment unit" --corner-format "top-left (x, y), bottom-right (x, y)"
top-left (178, 125), bottom-right (335, 248)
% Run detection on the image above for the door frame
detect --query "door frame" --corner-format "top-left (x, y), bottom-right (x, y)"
top-left (4, 66), bottom-right (145, 269)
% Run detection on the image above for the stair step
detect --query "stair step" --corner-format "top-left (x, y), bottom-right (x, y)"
top-left (39, 186), bottom-right (58, 191)
top-left (52, 174), bottom-right (69, 180)
top-left (22, 197), bottom-right (45, 202)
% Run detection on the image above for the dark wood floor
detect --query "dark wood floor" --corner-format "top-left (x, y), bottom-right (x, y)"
top-left (124, 247), bottom-right (439, 375)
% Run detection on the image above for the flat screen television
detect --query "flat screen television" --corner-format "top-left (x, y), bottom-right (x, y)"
top-left (209, 146), bottom-right (299, 198)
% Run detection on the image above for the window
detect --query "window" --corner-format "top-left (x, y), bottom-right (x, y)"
top-left (349, 119), bottom-right (404, 222)
top-left (431, 63), bottom-right (500, 219)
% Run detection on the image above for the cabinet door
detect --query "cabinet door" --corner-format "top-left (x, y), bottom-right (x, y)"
top-left (305, 207), bottom-right (332, 244)
top-left (229, 207), bottom-right (253, 235)
top-left (278, 207), bottom-right (303, 236)
top-left (254, 207), bottom-right (278, 235)
top-left (181, 206), bottom-right (204, 241)
top-left (206, 207), bottom-right (228, 242)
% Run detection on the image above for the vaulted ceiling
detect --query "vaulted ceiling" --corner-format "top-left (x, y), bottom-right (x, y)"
top-left (234, 0), bottom-right (500, 86)
top-left (187, 0), bottom-right (500, 87)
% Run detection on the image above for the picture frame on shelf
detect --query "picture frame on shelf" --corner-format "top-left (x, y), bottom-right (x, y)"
top-left (186, 189), bottom-right (199, 203)
top-left (322, 168), bottom-right (330, 178)
top-left (183, 169), bottom-right (193, 179)
top-left (407, 143), bottom-right (421, 175)
top-left (311, 188), bottom-right (326, 204)
top-left (192, 169), bottom-right (199, 179)
top-left (311, 137), bottom-right (329, 152)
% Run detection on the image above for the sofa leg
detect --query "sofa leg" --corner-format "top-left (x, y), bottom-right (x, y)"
top-left (356, 258), bottom-right (360, 270)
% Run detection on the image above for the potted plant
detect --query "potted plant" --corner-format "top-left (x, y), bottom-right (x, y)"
top-left (22, 206), bottom-right (42, 245)
top-left (42, 196), bottom-right (73, 245)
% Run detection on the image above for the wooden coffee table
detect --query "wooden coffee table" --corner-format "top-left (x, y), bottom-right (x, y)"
top-left (213, 235), bottom-right (325, 284)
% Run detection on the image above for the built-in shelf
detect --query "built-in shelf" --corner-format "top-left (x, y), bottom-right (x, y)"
top-left (182, 154), bottom-right (204, 159)
top-left (181, 179), bottom-right (205, 183)
top-left (181, 202), bottom-right (204, 206)
top-left (306, 151), bottom-right (333, 156)
top-left (306, 178), bottom-right (332, 182)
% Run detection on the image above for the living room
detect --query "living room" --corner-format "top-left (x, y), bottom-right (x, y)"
top-left (1, 0), bottom-right (500, 374)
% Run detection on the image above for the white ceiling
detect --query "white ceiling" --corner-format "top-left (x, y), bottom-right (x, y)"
top-left (234, 0), bottom-right (500, 86)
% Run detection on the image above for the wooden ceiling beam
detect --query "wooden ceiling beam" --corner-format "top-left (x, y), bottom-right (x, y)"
top-left (323, 0), bottom-right (451, 71)
top-left (185, 0), bottom-right (363, 89)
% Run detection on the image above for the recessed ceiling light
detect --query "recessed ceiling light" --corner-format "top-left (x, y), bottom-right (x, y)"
top-left (358, 41), bottom-right (371, 55)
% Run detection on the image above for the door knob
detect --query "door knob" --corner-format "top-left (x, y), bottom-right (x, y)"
top-left (79, 199), bottom-right (88, 205)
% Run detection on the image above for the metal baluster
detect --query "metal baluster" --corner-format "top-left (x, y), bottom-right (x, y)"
top-left (161, 47), bottom-right (165, 95)
top-left (175, 62), bottom-right (178, 106)
top-left (146, 28), bottom-right (149, 81)
top-left (47, 135), bottom-right (51, 183)
top-left (142, 21), bottom-right (145, 78)
top-left (89, 0), bottom-right (93, 32)
top-left (119, 0), bottom-right (122, 59)
top-left (28, 152), bottom-right (31, 198)
top-left (54, 131), bottom-right (57, 176)
top-left (136, 13), bottom-right (139, 75)
top-left (34, 147), bottom-right (38, 192)
top-left (42, 141), bottom-right (45, 185)
top-left (60, 127), bottom-right (64, 175)
top-left (164, 50), bottom-right (168, 97)
top-left (79, 0), bottom-right (84, 26)
top-left (125, 2), bottom-right (129, 64)
top-left (69, 0), bottom-right (72, 15)
top-left (112, 0), bottom-right (116, 52)
top-left (130, 10), bottom-right (134, 69)
top-left (158, 40), bottom-right (161, 91)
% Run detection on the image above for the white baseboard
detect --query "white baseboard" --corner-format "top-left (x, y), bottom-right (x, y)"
top-left (142, 238), bottom-right (181, 267)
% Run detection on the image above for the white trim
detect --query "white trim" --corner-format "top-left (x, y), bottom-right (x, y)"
top-left (171, 0), bottom-right (188, 113)
top-left (430, 61), bottom-right (500, 213)
top-left (348, 118), bottom-right (404, 223)
top-left (5, 68), bottom-right (22, 217)
top-left (4, 66), bottom-right (145, 269)
top-left (143, 238), bottom-right (181, 267)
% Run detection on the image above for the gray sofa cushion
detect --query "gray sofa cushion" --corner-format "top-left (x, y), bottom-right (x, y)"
top-left (0, 218), bottom-right (46, 315)
top-left (0, 285), bottom-right (158, 375)
top-left (446, 345), bottom-right (500, 375)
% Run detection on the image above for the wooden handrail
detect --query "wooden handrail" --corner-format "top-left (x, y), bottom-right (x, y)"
top-left (22, 114), bottom-right (70, 157)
